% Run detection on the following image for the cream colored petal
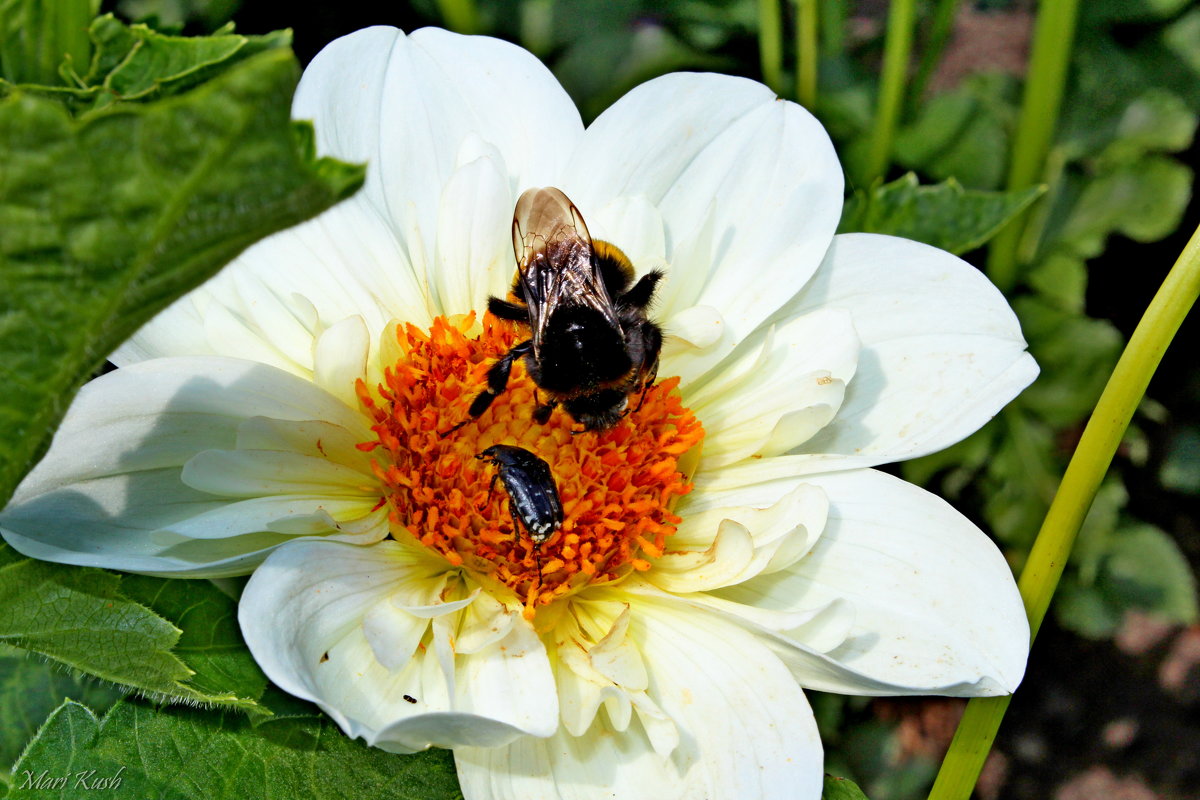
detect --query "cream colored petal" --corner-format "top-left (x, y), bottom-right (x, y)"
top-left (587, 195), bottom-right (668, 275)
top-left (313, 315), bottom-right (370, 408)
top-left (0, 357), bottom-right (370, 576)
top-left (567, 73), bottom-right (843, 386)
top-left (648, 480), bottom-right (829, 594)
top-left (240, 539), bottom-right (559, 753)
top-left (692, 469), bottom-right (1030, 696)
top-left (784, 233), bottom-right (1039, 470)
top-left (433, 155), bottom-right (515, 315)
top-left (685, 308), bottom-right (859, 467)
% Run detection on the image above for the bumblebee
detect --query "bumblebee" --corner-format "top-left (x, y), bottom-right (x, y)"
top-left (476, 445), bottom-right (563, 545)
top-left (465, 187), bottom-right (664, 431)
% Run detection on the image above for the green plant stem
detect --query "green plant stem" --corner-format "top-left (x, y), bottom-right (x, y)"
top-left (520, 0), bottom-right (554, 57)
top-left (818, 0), bottom-right (845, 57)
top-left (908, 0), bottom-right (960, 114)
top-left (863, 0), bottom-right (917, 185)
top-left (434, 0), bottom-right (480, 34)
top-left (758, 0), bottom-right (784, 93)
top-left (929, 221), bottom-right (1200, 800)
top-left (795, 0), bottom-right (818, 109)
top-left (986, 0), bottom-right (1081, 291)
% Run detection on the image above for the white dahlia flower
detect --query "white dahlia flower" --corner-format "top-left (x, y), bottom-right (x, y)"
top-left (1, 26), bottom-right (1038, 800)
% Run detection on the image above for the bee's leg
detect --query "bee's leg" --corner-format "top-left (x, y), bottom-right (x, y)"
top-left (617, 269), bottom-right (664, 310)
top-left (441, 340), bottom-right (532, 436)
top-left (631, 323), bottom-right (662, 415)
top-left (487, 296), bottom-right (528, 321)
top-left (533, 399), bottom-right (557, 425)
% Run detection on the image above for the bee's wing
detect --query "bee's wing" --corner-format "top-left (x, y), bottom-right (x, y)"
top-left (511, 187), bottom-right (620, 357)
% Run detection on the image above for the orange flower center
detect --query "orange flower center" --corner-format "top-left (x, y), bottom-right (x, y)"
top-left (356, 314), bottom-right (704, 619)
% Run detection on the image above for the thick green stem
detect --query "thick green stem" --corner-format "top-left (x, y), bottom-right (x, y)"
top-left (795, 0), bottom-right (818, 109)
top-left (863, 0), bottom-right (917, 185)
top-left (434, 0), bottom-right (480, 34)
top-left (908, 0), bottom-right (960, 114)
top-left (758, 0), bottom-right (784, 93)
top-left (986, 0), bottom-right (1081, 291)
top-left (818, 0), bottom-right (845, 58)
top-left (929, 222), bottom-right (1200, 799)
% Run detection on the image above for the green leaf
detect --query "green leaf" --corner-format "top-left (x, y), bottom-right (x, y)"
top-left (892, 74), bottom-right (1017, 190)
top-left (115, 0), bottom-right (241, 31)
top-left (1105, 524), bottom-right (1199, 625)
top-left (1056, 523), bottom-right (1199, 637)
top-left (119, 575), bottom-right (267, 709)
top-left (1054, 577), bottom-right (1123, 639)
top-left (1014, 297), bottom-right (1123, 426)
top-left (980, 410), bottom-right (1060, 549)
top-left (0, 0), bottom-right (97, 86)
top-left (838, 173), bottom-right (1044, 255)
top-left (1160, 426), bottom-right (1200, 493)
top-left (822, 774), bottom-right (870, 800)
top-left (1026, 250), bottom-right (1087, 313)
top-left (72, 15), bottom-right (293, 112)
top-left (9, 700), bottom-right (463, 799)
top-left (0, 45), bottom-right (364, 508)
top-left (0, 646), bottom-right (125, 772)
top-left (1103, 88), bottom-right (1197, 161)
top-left (0, 544), bottom-right (261, 712)
top-left (1060, 156), bottom-right (1193, 257)
top-left (1070, 480), bottom-right (1128, 585)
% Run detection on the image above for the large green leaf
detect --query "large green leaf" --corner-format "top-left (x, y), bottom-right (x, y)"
top-left (838, 173), bottom-right (1044, 255)
top-left (120, 574), bottom-right (267, 708)
top-left (0, 544), bottom-right (262, 712)
top-left (0, 646), bottom-right (125, 774)
top-left (0, 45), bottom-right (364, 508)
top-left (8, 700), bottom-right (462, 799)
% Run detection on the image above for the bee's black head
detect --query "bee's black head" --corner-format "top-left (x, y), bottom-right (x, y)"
top-left (564, 390), bottom-right (628, 431)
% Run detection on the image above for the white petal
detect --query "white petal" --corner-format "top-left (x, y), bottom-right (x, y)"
top-left (458, 594), bottom-right (823, 800)
top-left (649, 480), bottom-right (829, 593)
top-left (456, 721), bottom-right (681, 800)
top-left (433, 155), bottom-right (514, 315)
top-left (713, 469), bottom-right (1029, 696)
top-left (239, 539), bottom-right (559, 753)
top-left (786, 233), bottom-right (1038, 470)
top-left (567, 73), bottom-right (843, 383)
top-left (0, 357), bottom-right (372, 576)
top-left (182, 449), bottom-right (375, 498)
top-left (299, 27), bottom-right (580, 303)
top-left (633, 596), bottom-right (824, 799)
top-left (116, 27), bottom-right (584, 366)
top-left (313, 315), bottom-right (370, 408)
top-left (587, 195), bottom-right (668, 274)
top-left (685, 308), bottom-right (859, 467)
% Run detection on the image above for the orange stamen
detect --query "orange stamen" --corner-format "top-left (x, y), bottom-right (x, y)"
top-left (357, 314), bottom-right (704, 621)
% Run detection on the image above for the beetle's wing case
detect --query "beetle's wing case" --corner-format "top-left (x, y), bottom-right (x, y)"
top-left (511, 187), bottom-right (622, 359)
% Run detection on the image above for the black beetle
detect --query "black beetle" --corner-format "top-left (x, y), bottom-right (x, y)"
top-left (475, 445), bottom-right (563, 545)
